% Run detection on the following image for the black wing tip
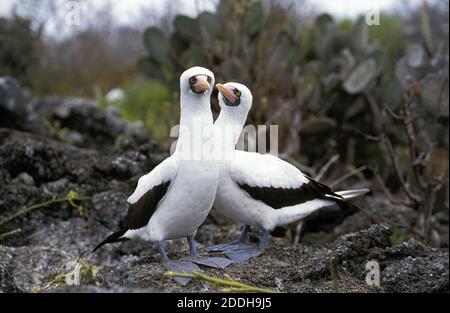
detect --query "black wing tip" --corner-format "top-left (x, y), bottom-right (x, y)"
top-left (306, 177), bottom-right (344, 199)
top-left (92, 229), bottom-right (129, 253)
top-left (91, 241), bottom-right (106, 253)
top-left (335, 198), bottom-right (362, 213)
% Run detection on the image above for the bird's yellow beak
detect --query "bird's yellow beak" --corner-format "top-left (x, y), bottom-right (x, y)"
top-left (216, 83), bottom-right (238, 103)
top-left (193, 75), bottom-right (210, 93)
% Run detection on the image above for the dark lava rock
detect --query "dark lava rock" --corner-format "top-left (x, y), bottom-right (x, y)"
top-left (0, 76), bottom-right (54, 136)
top-left (35, 96), bottom-right (149, 147)
top-left (120, 225), bottom-right (448, 293)
top-left (91, 191), bottom-right (129, 230)
top-left (1, 76), bottom-right (151, 148)
top-left (0, 245), bottom-right (17, 292)
top-left (382, 243), bottom-right (449, 292)
top-left (0, 245), bottom-right (73, 292)
top-left (0, 127), bottom-right (164, 246)
top-left (0, 129), bottom-right (108, 186)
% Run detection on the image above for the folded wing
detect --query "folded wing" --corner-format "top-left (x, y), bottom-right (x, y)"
top-left (230, 151), bottom-right (342, 209)
top-left (92, 157), bottom-right (178, 253)
top-left (125, 156), bottom-right (178, 229)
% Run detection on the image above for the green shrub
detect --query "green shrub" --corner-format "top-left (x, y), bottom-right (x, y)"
top-left (105, 80), bottom-right (176, 142)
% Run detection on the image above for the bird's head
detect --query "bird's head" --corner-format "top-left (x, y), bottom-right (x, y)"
top-left (180, 66), bottom-right (214, 96)
top-left (216, 82), bottom-right (252, 114)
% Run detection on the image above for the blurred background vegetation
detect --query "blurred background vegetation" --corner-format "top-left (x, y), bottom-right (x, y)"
top-left (0, 0), bottom-right (448, 245)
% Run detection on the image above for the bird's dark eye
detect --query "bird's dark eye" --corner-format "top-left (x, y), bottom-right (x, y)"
top-left (235, 89), bottom-right (241, 97)
top-left (189, 77), bottom-right (196, 84)
top-left (207, 76), bottom-right (212, 83)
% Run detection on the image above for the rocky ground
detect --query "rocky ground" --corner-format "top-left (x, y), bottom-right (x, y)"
top-left (0, 76), bottom-right (448, 293)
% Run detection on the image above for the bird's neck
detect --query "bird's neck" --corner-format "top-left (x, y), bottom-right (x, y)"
top-left (214, 110), bottom-right (247, 159)
top-left (175, 94), bottom-right (214, 160)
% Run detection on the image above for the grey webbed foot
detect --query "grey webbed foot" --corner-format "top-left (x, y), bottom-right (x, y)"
top-left (206, 241), bottom-right (256, 252)
top-left (186, 234), bottom-right (233, 269)
top-left (225, 246), bottom-right (262, 263)
top-left (159, 240), bottom-right (200, 285)
top-left (223, 229), bottom-right (270, 263)
top-left (164, 260), bottom-right (201, 286)
top-left (184, 256), bottom-right (233, 269)
top-left (206, 241), bottom-right (259, 263)
top-left (205, 241), bottom-right (234, 252)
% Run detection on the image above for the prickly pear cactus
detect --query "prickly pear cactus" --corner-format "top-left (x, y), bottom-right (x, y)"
top-left (138, 0), bottom-right (448, 167)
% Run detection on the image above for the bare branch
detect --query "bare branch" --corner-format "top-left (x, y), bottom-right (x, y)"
top-left (351, 127), bottom-right (381, 142)
top-left (413, 142), bottom-right (433, 167)
top-left (315, 154), bottom-right (340, 181)
top-left (375, 173), bottom-right (413, 206)
top-left (329, 165), bottom-right (367, 188)
top-left (431, 172), bottom-right (449, 189)
top-left (382, 102), bottom-right (403, 120)
top-left (401, 96), bottom-right (428, 190)
top-left (382, 134), bottom-right (423, 204)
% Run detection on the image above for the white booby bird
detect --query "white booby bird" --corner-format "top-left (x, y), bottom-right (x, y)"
top-left (207, 82), bottom-right (369, 262)
top-left (93, 67), bottom-right (232, 285)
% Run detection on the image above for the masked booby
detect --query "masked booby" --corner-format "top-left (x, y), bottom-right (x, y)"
top-left (93, 67), bottom-right (232, 285)
top-left (207, 82), bottom-right (369, 262)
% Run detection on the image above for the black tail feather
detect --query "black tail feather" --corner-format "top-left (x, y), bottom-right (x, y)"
top-left (336, 197), bottom-right (375, 222)
top-left (92, 229), bottom-right (129, 253)
top-left (335, 198), bottom-right (361, 213)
